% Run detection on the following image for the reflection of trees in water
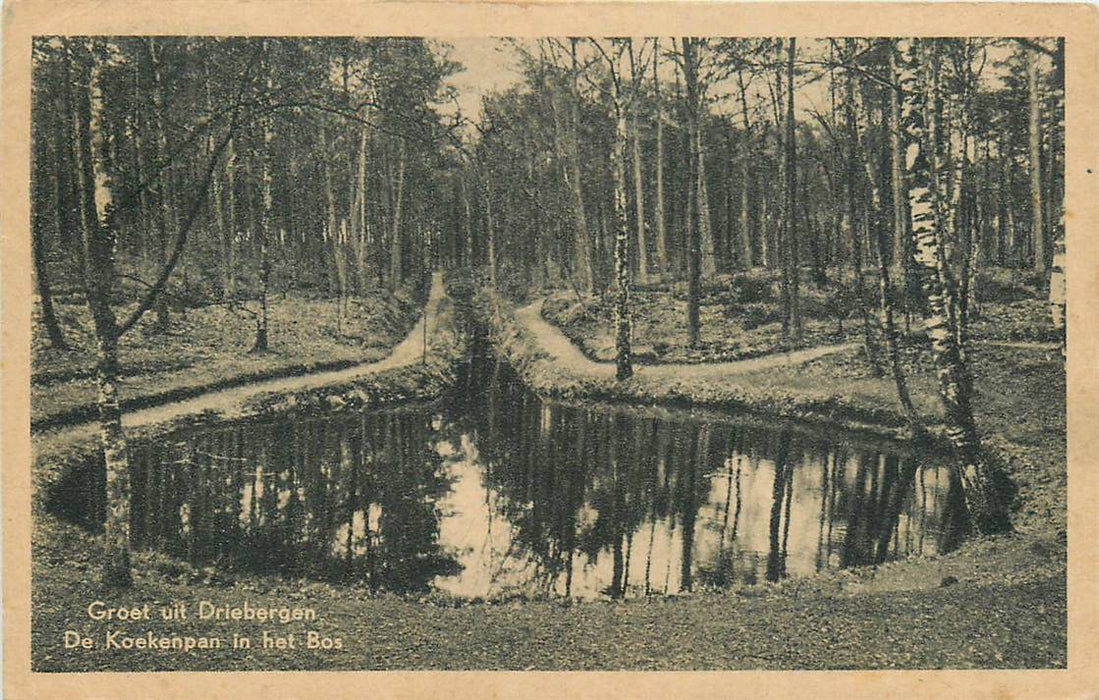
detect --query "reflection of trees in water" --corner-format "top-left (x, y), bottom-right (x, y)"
top-left (834, 446), bottom-right (968, 568)
top-left (125, 410), bottom-right (460, 594)
top-left (50, 349), bottom-right (967, 599)
top-left (468, 385), bottom-right (589, 597)
top-left (472, 364), bottom-right (739, 597)
top-left (693, 440), bottom-right (746, 590)
top-left (464, 358), bottom-right (965, 597)
top-left (765, 429), bottom-right (793, 582)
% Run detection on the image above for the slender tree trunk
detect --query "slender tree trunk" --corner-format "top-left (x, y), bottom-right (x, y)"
top-left (201, 62), bottom-right (231, 302)
top-left (948, 69), bottom-right (978, 351)
top-left (356, 121), bottom-right (370, 292)
top-left (210, 152), bottom-right (229, 299)
top-left (483, 171), bottom-right (497, 289)
top-left (461, 173), bottom-right (474, 268)
top-left (759, 189), bottom-right (770, 268)
top-left (631, 106), bottom-right (648, 285)
top-left (252, 41), bottom-right (273, 353)
top-left (889, 47), bottom-right (909, 269)
top-left (33, 132), bottom-right (69, 349)
top-left (530, 153), bottom-right (546, 288)
top-left (939, 62), bottom-right (969, 354)
top-left (1027, 44), bottom-right (1046, 274)
top-left (610, 55), bottom-right (633, 381)
top-left (737, 70), bottom-right (755, 269)
top-left (723, 143), bottom-right (736, 269)
top-left (68, 41), bottom-right (132, 586)
top-left (95, 335), bottom-right (132, 585)
top-left (683, 37), bottom-right (702, 348)
top-left (785, 38), bottom-right (802, 340)
top-left (698, 149), bottom-right (716, 279)
top-left (626, 40), bottom-right (648, 286)
top-left (1049, 38), bottom-right (1066, 353)
top-left (146, 38), bottom-right (174, 331)
top-left (899, 38), bottom-right (1011, 535)
top-left (652, 39), bottom-right (668, 277)
top-left (771, 69), bottom-right (792, 337)
top-left (1050, 223), bottom-right (1066, 351)
top-left (567, 39), bottom-right (595, 294)
top-left (320, 127), bottom-right (347, 318)
top-left (389, 139), bottom-right (406, 291)
top-left (129, 67), bottom-right (155, 268)
top-left (225, 137), bottom-right (237, 299)
top-left (888, 44), bottom-right (913, 331)
top-left (671, 38), bottom-right (686, 278)
top-left (997, 143), bottom-right (1011, 266)
top-left (845, 39), bottom-right (879, 371)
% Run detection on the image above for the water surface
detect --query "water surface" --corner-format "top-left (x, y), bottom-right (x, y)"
top-left (50, 346), bottom-right (965, 599)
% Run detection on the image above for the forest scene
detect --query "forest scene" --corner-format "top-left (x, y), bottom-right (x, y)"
top-left (30, 35), bottom-right (1065, 671)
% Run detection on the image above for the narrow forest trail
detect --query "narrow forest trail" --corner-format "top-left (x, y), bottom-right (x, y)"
top-left (980, 340), bottom-right (1059, 351)
top-left (515, 298), bottom-right (859, 379)
top-left (45, 272), bottom-right (446, 443)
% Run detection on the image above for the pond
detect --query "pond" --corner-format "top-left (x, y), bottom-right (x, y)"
top-left (49, 340), bottom-right (966, 600)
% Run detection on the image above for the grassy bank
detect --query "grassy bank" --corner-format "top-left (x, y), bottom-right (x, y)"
top-left (32, 287), bottom-right (422, 428)
top-left (32, 514), bottom-right (1064, 671)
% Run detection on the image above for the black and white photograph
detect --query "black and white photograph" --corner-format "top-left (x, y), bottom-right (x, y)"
top-left (10, 9), bottom-right (1089, 692)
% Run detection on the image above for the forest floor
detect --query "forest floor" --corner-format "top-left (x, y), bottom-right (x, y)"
top-left (31, 283), bottom-right (426, 429)
top-left (542, 270), bottom-right (1059, 365)
top-left (521, 297), bottom-right (859, 379)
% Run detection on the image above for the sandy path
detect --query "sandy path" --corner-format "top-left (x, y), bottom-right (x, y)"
top-left (979, 340), bottom-right (1059, 351)
top-left (46, 272), bottom-right (446, 442)
top-left (514, 298), bottom-right (858, 380)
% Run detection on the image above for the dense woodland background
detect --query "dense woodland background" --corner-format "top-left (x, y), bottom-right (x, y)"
top-left (31, 37), bottom-right (1063, 347)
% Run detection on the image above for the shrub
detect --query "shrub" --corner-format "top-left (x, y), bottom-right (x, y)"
top-left (976, 267), bottom-right (1044, 304)
top-left (739, 302), bottom-right (781, 331)
top-left (731, 273), bottom-right (776, 304)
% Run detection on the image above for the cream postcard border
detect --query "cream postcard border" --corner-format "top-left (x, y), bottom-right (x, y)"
top-left (2, 2), bottom-right (1096, 698)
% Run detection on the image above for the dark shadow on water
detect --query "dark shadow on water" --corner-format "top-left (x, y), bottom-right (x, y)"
top-left (48, 335), bottom-right (965, 599)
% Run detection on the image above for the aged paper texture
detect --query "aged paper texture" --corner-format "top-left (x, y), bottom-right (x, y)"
top-left (3, 1), bottom-right (1097, 698)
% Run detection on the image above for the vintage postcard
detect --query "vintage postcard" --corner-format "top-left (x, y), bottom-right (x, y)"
top-left (2, 1), bottom-right (1097, 698)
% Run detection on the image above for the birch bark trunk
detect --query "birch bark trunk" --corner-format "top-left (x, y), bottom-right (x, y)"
top-left (611, 61), bottom-right (633, 380)
top-left (631, 109), bottom-right (648, 285)
top-left (67, 40), bottom-right (132, 585)
top-left (898, 38), bottom-right (1011, 535)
